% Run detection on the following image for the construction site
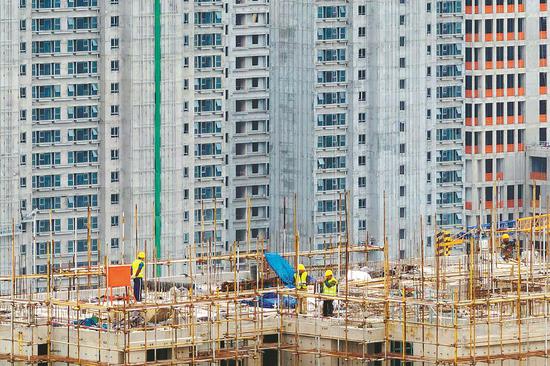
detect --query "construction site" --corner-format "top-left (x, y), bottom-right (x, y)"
top-left (2, 197), bottom-right (550, 366)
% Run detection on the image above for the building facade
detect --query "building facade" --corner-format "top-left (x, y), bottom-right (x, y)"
top-left (3, 0), bottom-right (550, 288)
top-left (463, 0), bottom-right (548, 227)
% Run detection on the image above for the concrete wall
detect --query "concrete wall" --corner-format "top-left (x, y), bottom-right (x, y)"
top-left (269, 0), bottom-right (316, 252)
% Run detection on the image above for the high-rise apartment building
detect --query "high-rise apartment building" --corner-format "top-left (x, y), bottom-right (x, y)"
top-left (269, 1), bottom-right (434, 258)
top-left (463, 0), bottom-right (549, 227)
top-left (0, 0), bottom-right (189, 290)
top-left (3, 0), bottom-right (550, 287)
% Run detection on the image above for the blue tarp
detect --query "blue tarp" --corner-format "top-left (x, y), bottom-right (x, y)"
top-left (466, 219), bottom-right (516, 231)
top-left (242, 292), bottom-right (297, 309)
top-left (264, 252), bottom-right (296, 287)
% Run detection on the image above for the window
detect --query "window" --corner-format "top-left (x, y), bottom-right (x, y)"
top-left (111, 238), bottom-right (119, 248)
top-left (400, 15), bottom-right (406, 25)
top-left (32, 18), bottom-right (61, 32)
top-left (20, 87), bottom-right (26, 98)
top-left (359, 91), bottom-right (366, 101)
top-left (399, 165), bottom-right (405, 175)
top-left (399, 79), bottom-right (405, 89)
top-left (399, 207), bottom-right (406, 218)
top-left (20, 20), bottom-right (26, 30)
top-left (111, 60), bottom-right (119, 71)
top-left (358, 134), bottom-right (366, 144)
top-left (359, 48), bottom-right (366, 58)
top-left (67, 0), bottom-right (98, 6)
top-left (111, 194), bottom-right (119, 204)
top-left (20, 42), bottom-right (26, 53)
top-left (437, 22), bottom-right (462, 35)
top-left (68, 61), bottom-right (97, 75)
top-left (194, 33), bottom-right (222, 46)
top-left (317, 49), bottom-right (346, 61)
top-left (111, 105), bottom-right (119, 116)
top-left (317, 27), bottom-right (347, 41)
top-left (399, 229), bottom-right (406, 239)
top-left (399, 143), bottom-right (406, 153)
top-left (399, 58), bottom-right (406, 68)
top-left (110, 38), bottom-right (119, 49)
top-left (20, 177), bottom-right (27, 188)
top-left (358, 112), bottom-right (366, 123)
top-left (358, 27), bottom-right (366, 37)
top-left (67, 16), bottom-right (98, 30)
top-left (110, 127), bottom-right (119, 138)
top-left (111, 216), bottom-right (119, 227)
top-left (358, 177), bottom-right (366, 187)
top-left (110, 16), bottom-right (119, 27)
top-left (358, 156), bottom-right (366, 165)
top-left (111, 171), bottom-right (119, 182)
top-left (399, 36), bottom-right (405, 46)
top-left (20, 64), bottom-right (26, 76)
top-left (358, 70), bottom-right (366, 80)
top-left (111, 149), bottom-right (119, 160)
top-left (358, 5), bottom-right (366, 15)
top-left (110, 83), bottom-right (119, 93)
top-left (400, 186), bottom-right (406, 196)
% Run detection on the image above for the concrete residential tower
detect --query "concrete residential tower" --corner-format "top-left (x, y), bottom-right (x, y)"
top-left (3, 0), bottom-right (550, 288)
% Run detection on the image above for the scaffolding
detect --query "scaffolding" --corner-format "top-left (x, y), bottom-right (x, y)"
top-left (3, 207), bottom-right (550, 365)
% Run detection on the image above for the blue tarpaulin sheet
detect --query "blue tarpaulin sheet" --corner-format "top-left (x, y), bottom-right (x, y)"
top-left (264, 252), bottom-right (296, 287)
top-left (242, 292), bottom-right (297, 309)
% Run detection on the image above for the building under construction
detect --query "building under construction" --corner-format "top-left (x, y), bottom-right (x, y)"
top-left (1, 210), bottom-right (550, 365)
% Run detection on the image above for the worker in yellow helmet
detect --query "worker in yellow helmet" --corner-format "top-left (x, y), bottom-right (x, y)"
top-left (131, 252), bottom-right (145, 302)
top-left (501, 233), bottom-right (514, 261)
top-left (321, 269), bottom-right (338, 317)
top-left (294, 264), bottom-right (312, 314)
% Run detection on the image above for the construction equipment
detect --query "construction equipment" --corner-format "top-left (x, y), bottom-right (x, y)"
top-left (435, 230), bottom-right (464, 256)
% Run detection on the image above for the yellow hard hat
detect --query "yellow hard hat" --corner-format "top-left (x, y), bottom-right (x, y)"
top-left (297, 264), bottom-right (305, 271)
top-left (325, 270), bottom-right (333, 277)
top-left (502, 234), bottom-right (510, 240)
top-left (137, 251), bottom-right (145, 259)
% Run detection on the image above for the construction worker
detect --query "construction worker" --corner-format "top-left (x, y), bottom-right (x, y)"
top-left (294, 264), bottom-right (312, 314)
top-left (501, 233), bottom-right (515, 261)
top-left (321, 269), bottom-right (338, 317)
top-left (131, 252), bottom-right (145, 302)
